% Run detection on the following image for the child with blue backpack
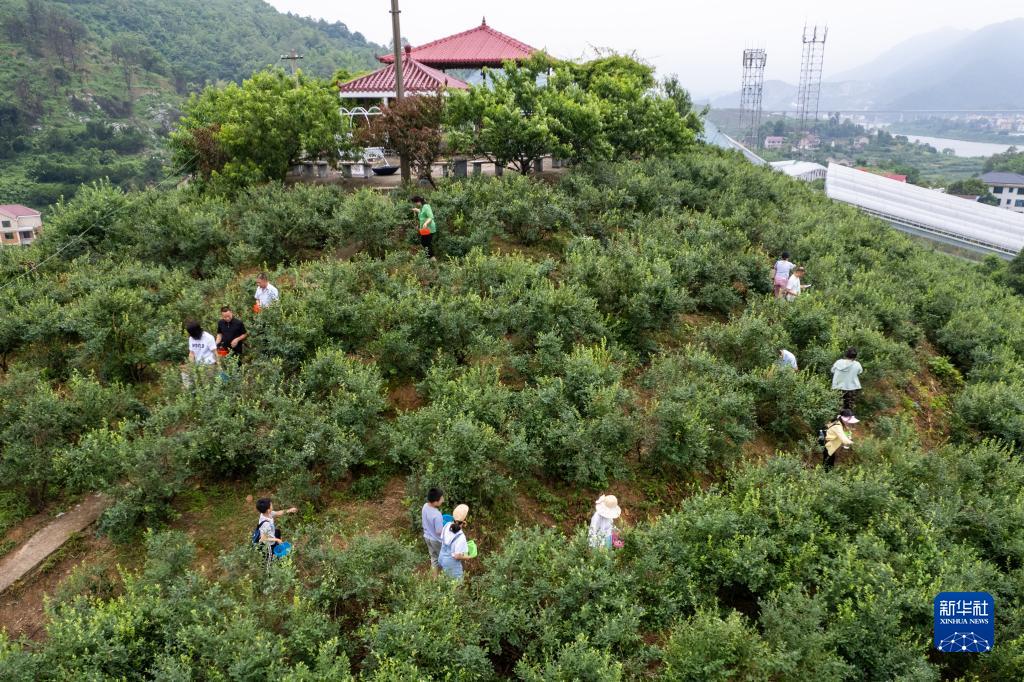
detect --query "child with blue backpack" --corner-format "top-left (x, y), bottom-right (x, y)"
top-left (253, 498), bottom-right (298, 559)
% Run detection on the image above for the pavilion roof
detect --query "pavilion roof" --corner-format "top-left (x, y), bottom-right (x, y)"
top-left (339, 53), bottom-right (469, 98)
top-left (378, 18), bottom-right (537, 69)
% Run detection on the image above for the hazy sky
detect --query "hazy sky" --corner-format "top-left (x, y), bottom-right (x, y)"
top-left (267, 1), bottom-right (1018, 97)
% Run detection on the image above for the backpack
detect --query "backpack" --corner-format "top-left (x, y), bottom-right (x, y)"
top-left (251, 519), bottom-right (270, 547)
top-left (817, 427), bottom-right (828, 447)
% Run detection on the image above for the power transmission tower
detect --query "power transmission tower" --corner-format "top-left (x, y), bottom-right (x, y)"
top-left (796, 24), bottom-right (827, 134)
top-left (280, 49), bottom-right (304, 75)
top-left (740, 48), bottom-right (767, 149)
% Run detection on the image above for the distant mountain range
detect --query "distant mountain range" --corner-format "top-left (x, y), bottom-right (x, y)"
top-left (709, 19), bottom-right (1024, 111)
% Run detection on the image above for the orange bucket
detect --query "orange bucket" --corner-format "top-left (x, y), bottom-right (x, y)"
top-left (216, 347), bottom-right (229, 357)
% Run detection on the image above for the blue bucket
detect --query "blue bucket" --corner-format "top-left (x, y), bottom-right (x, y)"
top-left (442, 513), bottom-right (454, 525)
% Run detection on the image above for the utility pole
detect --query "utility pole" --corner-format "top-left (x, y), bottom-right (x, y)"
top-left (390, 0), bottom-right (410, 183)
top-left (280, 49), bottom-right (304, 75)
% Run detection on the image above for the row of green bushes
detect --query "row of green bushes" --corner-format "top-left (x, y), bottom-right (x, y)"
top-left (2, 439), bottom-right (1021, 680)
top-left (4, 150), bottom-right (1024, 530)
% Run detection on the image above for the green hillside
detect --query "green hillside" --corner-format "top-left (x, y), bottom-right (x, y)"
top-left (0, 0), bottom-right (383, 208)
top-left (2, 145), bottom-right (1024, 677)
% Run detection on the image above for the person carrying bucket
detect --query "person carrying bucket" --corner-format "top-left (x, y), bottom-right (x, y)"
top-left (438, 504), bottom-right (475, 580)
top-left (411, 196), bottom-right (436, 260)
top-left (589, 494), bottom-right (622, 549)
top-left (253, 273), bottom-right (279, 313)
top-left (216, 306), bottom-right (248, 358)
top-left (254, 497), bottom-right (299, 560)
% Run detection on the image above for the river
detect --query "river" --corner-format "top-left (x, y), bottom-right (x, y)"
top-left (897, 134), bottom-right (1019, 158)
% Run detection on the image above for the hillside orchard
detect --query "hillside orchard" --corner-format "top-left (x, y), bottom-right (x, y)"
top-left (1, 65), bottom-right (1024, 680)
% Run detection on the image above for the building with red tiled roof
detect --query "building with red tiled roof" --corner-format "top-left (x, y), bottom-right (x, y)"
top-left (378, 18), bottom-right (537, 70)
top-left (856, 167), bottom-right (907, 183)
top-left (0, 204), bottom-right (42, 247)
top-left (340, 46), bottom-right (469, 101)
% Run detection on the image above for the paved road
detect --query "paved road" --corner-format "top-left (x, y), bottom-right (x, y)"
top-left (0, 494), bottom-right (109, 593)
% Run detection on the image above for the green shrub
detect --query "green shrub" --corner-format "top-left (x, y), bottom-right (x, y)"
top-left (565, 233), bottom-right (692, 348)
top-left (331, 188), bottom-right (405, 257)
top-left (953, 382), bottom-right (1024, 449)
top-left (515, 636), bottom-right (624, 682)
top-left (360, 579), bottom-right (492, 680)
top-left (643, 351), bottom-right (756, 474)
top-left (658, 611), bottom-right (777, 681)
top-left (299, 532), bottom-right (419, 626)
top-left (0, 368), bottom-right (140, 509)
top-left (476, 529), bottom-right (643, 666)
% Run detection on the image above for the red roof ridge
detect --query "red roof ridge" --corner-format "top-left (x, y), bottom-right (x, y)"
top-left (379, 20), bottom-right (536, 65)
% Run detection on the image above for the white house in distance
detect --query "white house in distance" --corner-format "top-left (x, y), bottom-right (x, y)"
top-left (0, 204), bottom-right (42, 247)
top-left (982, 171), bottom-right (1024, 213)
top-left (763, 136), bottom-right (785, 150)
top-left (770, 160), bottom-right (827, 182)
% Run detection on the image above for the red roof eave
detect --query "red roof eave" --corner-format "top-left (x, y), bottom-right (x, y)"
top-left (338, 57), bottom-right (469, 95)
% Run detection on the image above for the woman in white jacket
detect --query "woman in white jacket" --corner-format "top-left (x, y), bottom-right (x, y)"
top-left (831, 347), bottom-right (864, 413)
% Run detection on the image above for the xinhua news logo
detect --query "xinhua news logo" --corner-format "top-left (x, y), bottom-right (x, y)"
top-left (934, 592), bottom-right (994, 653)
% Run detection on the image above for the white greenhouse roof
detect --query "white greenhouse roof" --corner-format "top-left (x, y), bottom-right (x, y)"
top-left (701, 120), bottom-right (767, 166)
top-left (770, 160), bottom-right (827, 177)
top-left (826, 163), bottom-right (1024, 257)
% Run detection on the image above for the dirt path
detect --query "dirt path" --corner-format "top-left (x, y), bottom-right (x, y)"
top-left (0, 494), bottom-right (110, 594)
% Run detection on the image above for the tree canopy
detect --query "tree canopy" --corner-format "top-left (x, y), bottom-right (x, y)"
top-left (446, 53), bottom-right (701, 173)
top-left (169, 68), bottom-right (347, 191)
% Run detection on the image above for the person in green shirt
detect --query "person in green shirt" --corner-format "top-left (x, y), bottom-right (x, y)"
top-left (411, 196), bottom-right (436, 260)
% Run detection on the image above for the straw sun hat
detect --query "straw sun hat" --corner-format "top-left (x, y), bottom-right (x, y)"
top-left (452, 504), bottom-right (469, 522)
top-left (595, 495), bottom-right (621, 520)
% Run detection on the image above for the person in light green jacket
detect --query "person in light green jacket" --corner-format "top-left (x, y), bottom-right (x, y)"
top-left (411, 196), bottom-right (436, 260)
top-left (831, 347), bottom-right (864, 413)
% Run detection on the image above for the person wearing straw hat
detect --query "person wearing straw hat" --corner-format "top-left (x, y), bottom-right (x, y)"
top-left (438, 504), bottom-right (473, 580)
top-left (589, 494), bottom-right (622, 549)
top-left (822, 408), bottom-right (858, 470)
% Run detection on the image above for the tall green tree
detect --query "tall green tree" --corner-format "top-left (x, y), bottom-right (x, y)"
top-left (984, 146), bottom-right (1024, 174)
top-left (560, 54), bottom-right (697, 159)
top-left (447, 54), bottom-right (568, 175)
top-left (169, 68), bottom-right (347, 191)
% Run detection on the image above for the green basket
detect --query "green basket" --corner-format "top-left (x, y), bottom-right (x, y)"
top-left (465, 540), bottom-right (478, 558)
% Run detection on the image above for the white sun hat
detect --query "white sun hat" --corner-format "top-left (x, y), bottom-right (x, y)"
top-left (595, 494), bottom-right (621, 520)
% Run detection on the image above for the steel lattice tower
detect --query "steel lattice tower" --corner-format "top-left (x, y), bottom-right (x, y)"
top-left (740, 48), bottom-right (767, 149)
top-left (796, 24), bottom-right (827, 133)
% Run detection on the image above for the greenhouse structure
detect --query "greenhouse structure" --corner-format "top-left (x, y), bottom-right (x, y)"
top-left (826, 162), bottom-right (1024, 258)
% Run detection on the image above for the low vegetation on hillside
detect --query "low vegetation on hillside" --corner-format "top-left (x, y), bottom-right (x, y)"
top-left (0, 0), bottom-right (382, 207)
top-left (1, 144), bottom-right (1023, 678)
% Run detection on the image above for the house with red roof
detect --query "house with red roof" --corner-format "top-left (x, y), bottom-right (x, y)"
top-left (0, 204), bottom-right (42, 247)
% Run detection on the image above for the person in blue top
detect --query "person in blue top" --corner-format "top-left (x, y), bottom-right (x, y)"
top-left (438, 504), bottom-right (472, 580)
top-left (421, 487), bottom-right (445, 573)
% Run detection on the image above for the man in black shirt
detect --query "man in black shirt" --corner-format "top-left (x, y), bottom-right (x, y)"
top-left (216, 306), bottom-right (248, 357)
